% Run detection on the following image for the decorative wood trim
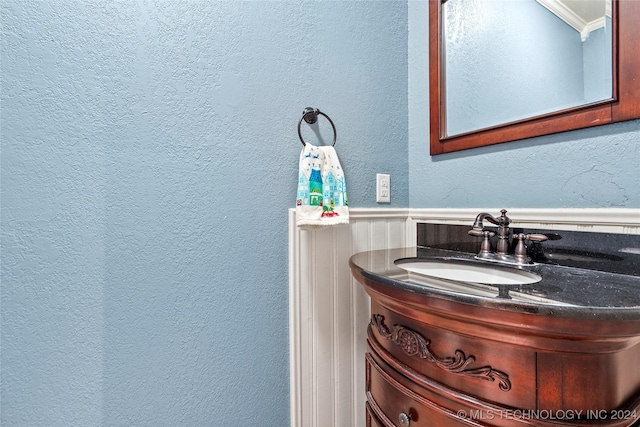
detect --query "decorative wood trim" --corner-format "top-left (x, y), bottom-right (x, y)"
top-left (311, 207), bottom-right (640, 233)
top-left (370, 314), bottom-right (512, 392)
top-left (584, 17), bottom-right (607, 38)
top-left (288, 209), bottom-right (303, 427)
top-left (348, 207), bottom-right (411, 219)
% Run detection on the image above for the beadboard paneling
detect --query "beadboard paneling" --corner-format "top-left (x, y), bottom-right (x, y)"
top-left (288, 208), bottom-right (409, 427)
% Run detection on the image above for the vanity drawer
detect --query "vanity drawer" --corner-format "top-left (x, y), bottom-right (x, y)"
top-left (367, 402), bottom-right (385, 427)
top-left (368, 304), bottom-right (537, 409)
top-left (366, 352), bottom-right (472, 427)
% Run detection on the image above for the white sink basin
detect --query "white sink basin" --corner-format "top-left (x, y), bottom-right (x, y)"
top-left (395, 260), bottom-right (542, 285)
top-left (391, 258), bottom-right (571, 306)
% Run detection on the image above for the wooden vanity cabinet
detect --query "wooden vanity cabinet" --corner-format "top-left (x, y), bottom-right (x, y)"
top-left (357, 275), bottom-right (640, 427)
top-left (367, 402), bottom-right (386, 427)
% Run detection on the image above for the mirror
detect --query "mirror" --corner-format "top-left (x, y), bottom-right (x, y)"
top-left (429, 0), bottom-right (640, 155)
top-left (444, 0), bottom-right (612, 136)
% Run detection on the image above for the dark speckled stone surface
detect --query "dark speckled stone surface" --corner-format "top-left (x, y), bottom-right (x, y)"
top-left (417, 223), bottom-right (640, 276)
top-left (350, 225), bottom-right (640, 320)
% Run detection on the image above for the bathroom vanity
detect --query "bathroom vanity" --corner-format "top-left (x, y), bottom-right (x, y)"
top-left (349, 223), bottom-right (640, 427)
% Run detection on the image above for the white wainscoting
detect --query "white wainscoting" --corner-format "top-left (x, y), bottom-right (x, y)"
top-left (288, 208), bottom-right (640, 427)
top-left (288, 208), bottom-right (410, 427)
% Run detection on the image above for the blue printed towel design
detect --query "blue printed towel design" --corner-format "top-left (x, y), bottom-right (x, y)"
top-left (296, 144), bottom-right (348, 229)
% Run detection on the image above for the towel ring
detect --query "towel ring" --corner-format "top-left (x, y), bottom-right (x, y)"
top-left (297, 107), bottom-right (337, 147)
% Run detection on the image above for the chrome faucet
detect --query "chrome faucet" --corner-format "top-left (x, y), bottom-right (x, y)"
top-left (468, 209), bottom-right (547, 265)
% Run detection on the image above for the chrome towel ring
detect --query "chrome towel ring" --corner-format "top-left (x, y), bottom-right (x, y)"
top-left (297, 107), bottom-right (337, 147)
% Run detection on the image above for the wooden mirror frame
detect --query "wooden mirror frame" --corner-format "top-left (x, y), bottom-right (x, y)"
top-left (429, 0), bottom-right (640, 155)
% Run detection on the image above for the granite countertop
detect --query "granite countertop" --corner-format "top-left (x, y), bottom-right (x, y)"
top-left (349, 247), bottom-right (640, 320)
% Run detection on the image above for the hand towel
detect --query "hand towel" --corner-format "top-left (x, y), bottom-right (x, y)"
top-left (296, 143), bottom-right (349, 229)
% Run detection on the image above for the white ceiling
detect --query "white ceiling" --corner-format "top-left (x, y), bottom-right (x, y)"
top-left (536, 0), bottom-right (610, 40)
top-left (560, 0), bottom-right (608, 22)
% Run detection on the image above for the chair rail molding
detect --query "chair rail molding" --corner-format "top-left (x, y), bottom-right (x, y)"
top-left (407, 208), bottom-right (640, 233)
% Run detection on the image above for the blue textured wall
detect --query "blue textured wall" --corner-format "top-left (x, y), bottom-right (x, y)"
top-left (583, 19), bottom-right (613, 102)
top-left (409, 1), bottom-right (640, 208)
top-left (0, 2), bottom-right (408, 425)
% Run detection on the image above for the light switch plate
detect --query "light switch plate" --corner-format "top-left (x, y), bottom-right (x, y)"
top-left (376, 173), bottom-right (390, 203)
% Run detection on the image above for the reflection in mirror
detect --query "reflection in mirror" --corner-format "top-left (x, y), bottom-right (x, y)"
top-left (444, 0), bottom-right (612, 136)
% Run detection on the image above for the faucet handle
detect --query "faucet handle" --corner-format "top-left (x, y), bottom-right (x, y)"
top-left (513, 233), bottom-right (530, 263)
top-left (468, 229), bottom-right (495, 257)
top-left (468, 228), bottom-right (495, 238)
top-left (525, 233), bottom-right (548, 243)
top-left (514, 233), bottom-right (549, 264)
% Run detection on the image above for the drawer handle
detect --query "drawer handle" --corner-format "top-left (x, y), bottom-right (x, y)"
top-left (399, 412), bottom-right (412, 426)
